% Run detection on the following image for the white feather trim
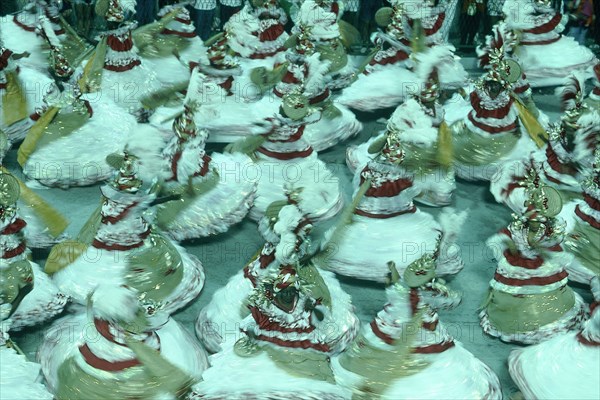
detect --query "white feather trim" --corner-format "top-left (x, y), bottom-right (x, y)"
top-left (90, 284), bottom-right (140, 323)
top-left (388, 98), bottom-right (438, 146)
top-left (127, 124), bottom-right (171, 183)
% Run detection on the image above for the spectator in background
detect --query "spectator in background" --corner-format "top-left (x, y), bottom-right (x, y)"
top-left (358, 0), bottom-right (383, 46)
top-left (219, 0), bottom-right (242, 28)
top-left (136, 0), bottom-right (158, 25)
top-left (484, 0), bottom-right (505, 34)
top-left (460, 0), bottom-right (484, 46)
top-left (0, 0), bottom-right (19, 15)
top-left (342, 0), bottom-right (360, 28)
top-left (191, 0), bottom-right (216, 40)
top-left (566, 0), bottom-right (595, 45)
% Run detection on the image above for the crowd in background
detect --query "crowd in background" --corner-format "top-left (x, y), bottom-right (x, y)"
top-left (0, 0), bottom-right (598, 49)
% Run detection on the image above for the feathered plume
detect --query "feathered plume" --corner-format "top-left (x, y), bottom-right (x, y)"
top-left (90, 284), bottom-right (140, 323)
top-left (476, 23), bottom-right (516, 69)
top-left (556, 71), bottom-right (586, 111)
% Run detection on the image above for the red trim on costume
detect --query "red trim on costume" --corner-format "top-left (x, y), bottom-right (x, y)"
top-left (30, 112), bottom-right (41, 121)
top-left (79, 344), bottom-right (140, 371)
top-left (575, 205), bottom-right (600, 229)
top-left (409, 13), bottom-right (445, 36)
top-left (1, 218), bottom-right (27, 235)
top-left (583, 193), bottom-right (600, 212)
top-left (0, 49), bottom-right (14, 70)
top-left (281, 71), bottom-right (301, 84)
top-left (593, 87), bottom-right (600, 96)
top-left (107, 34), bottom-right (135, 52)
top-left (249, 47), bottom-right (286, 59)
top-left (257, 146), bottom-right (314, 160)
top-left (13, 15), bottom-right (36, 32)
top-left (268, 126), bottom-right (305, 143)
top-left (243, 266), bottom-right (257, 287)
top-left (219, 76), bottom-right (234, 93)
top-left (501, 178), bottom-right (523, 197)
top-left (414, 340), bottom-right (455, 354)
top-left (258, 24), bottom-right (285, 42)
top-left (254, 333), bottom-right (330, 352)
top-left (422, 320), bottom-right (439, 331)
top-left (175, 17), bottom-right (192, 25)
top-left (520, 36), bottom-right (561, 46)
top-left (103, 60), bottom-right (141, 72)
top-left (2, 242), bottom-right (26, 259)
top-left (170, 151), bottom-right (182, 181)
top-left (92, 229), bottom-right (150, 251)
top-left (493, 270), bottom-right (568, 286)
top-left (193, 155), bottom-right (212, 178)
top-left (354, 206), bottom-right (417, 219)
top-left (260, 250), bottom-right (276, 269)
top-left (468, 113), bottom-right (518, 134)
top-left (162, 28), bottom-right (196, 38)
top-left (309, 89), bottom-right (330, 105)
top-left (249, 306), bottom-right (316, 334)
top-left (370, 320), bottom-right (394, 345)
top-left (100, 202), bottom-right (138, 225)
top-left (503, 249), bottom-right (544, 269)
top-left (524, 13), bottom-right (562, 34)
top-left (0, 83), bottom-right (6, 90)
top-left (367, 50), bottom-right (409, 72)
top-left (514, 82), bottom-right (531, 94)
top-left (331, 2), bottom-right (339, 15)
top-left (470, 91), bottom-right (513, 119)
top-left (360, 168), bottom-right (413, 198)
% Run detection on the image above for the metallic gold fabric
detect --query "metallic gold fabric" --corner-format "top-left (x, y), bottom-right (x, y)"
top-left (56, 338), bottom-right (196, 400)
top-left (125, 233), bottom-right (184, 304)
top-left (0, 260), bottom-right (33, 313)
top-left (565, 221), bottom-right (600, 277)
top-left (317, 40), bottom-right (347, 73)
top-left (155, 171), bottom-right (220, 230)
top-left (79, 37), bottom-right (107, 93)
top-left (451, 121), bottom-right (519, 166)
top-left (513, 98), bottom-right (547, 148)
top-left (17, 107), bottom-right (60, 167)
top-left (0, 167), bottom-right (69, 238)
top-left (2, 71), bottom-right (28, 126)
top-left (485, 285), bottom-right (576, 334)
top-left (337, 313), bottom-right (428, 398)
top-left (45, 240), bottom-right (88, 274)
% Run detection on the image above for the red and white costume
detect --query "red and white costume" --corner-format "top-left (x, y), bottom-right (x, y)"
top-left (332, 280), bottom-right (502, 399)
top-left (509, 279), bottom-right (600, 399)
top-left (503, 0), bottom-right (597, 87)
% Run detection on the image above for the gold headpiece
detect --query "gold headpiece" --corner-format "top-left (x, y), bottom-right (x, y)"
top-left (0, 173), bottom-right (20, 208)
top-left (50, 47), bottom-right (74, 79)
top-left (282, 89), bottom-right (310, 121)
top-left (105, 151), bottom-right (142, 193)
top-left (173, 102), bottom-right (198, 140)
top-left (403, 254), bottom-right (436, 288)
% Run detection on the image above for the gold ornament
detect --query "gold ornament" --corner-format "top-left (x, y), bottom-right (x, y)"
top-left (0, 173), bottom-right (20, 207)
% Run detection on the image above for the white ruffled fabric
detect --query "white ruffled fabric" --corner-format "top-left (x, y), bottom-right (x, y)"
top-left (51, 235), bottom-right (205, 315)
top-left (331, 342), bottom-right (502, 399)
top-left (0, 17), bottom-right (53, 72)
top-left (38, 313), bottom-right (209, 396)
top-left (8, 261), bottom-right (67, 331)
top-left (249, 155), bottom-right (344, 222)
top-left (187, 342), bottom-right (351, 400)
top-left (336, 66), bottom-right (416, 112)
top-left (0, 344), bottom-right (53, 400)
top-left (22, 96), bottom-right (139, 188)
top-left (158, 152), bottom-right (257, 241)
top-left (509, 330), bottom-right (600, 399)
top-left (196, 264), bottom-right (359, 354)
